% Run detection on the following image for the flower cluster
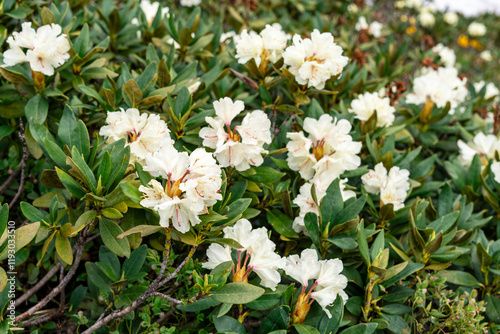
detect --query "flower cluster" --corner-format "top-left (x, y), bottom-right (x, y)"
top-left (286, 114), bottom-right (361, 183)
top-left (355, 17), bottom-right (383, 38)
top-left (468, 22), bottom-right (487, 37)
top-left (491, 162), bottom-right (500, 184)
top-left (474, 81), bottom-right (499, 102)
top-left (100, 108), bottom-right (172, 165)
top-left (139, 145), bottom-right (222, 233)
top-left (135, 0), bottom-right (169, 25)
top-left (348, 91), bottom-right (396, 128)
top-left (284, 249), bottom-right (348, 321)
top-left (283, 29), bottom-right (349, 89)
top-left (406, 67), bottom-right (468, 112)
top-left (292, 178), bottom-right (355, 233)
top-left (2, 22), bottom-right (70, 76)
top-left (180, 0), bottom-right (201, 7)
top-left (199, 97), bottom-right (272, 171)
top-left (235, 23), bottom-right (289, 67)
top-left (458, 132), bottom-right (500, 167)
top-left (362, 163), bottom-right (410, 210)
top-left (432, 43), bottom-right (456, 68)
top-left (203, 219), bottom-right (285, 290)
top-left (443, 12), bottom-right (459, 26)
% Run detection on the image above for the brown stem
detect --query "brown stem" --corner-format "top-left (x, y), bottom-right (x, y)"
top-left (14, 225), bottom-right (92, 325)
top-left (0, 167), bottom-right (20, 195)
top-left (150, 292), bottom-right (182, 304)
top-left (81, 246), bottom-right (197, 334)
top-left (9, 118), bottom-right (29, 209)
top-left (20, 309), bottom-right (64, 327)
top-left (15, 233), bottom-right (100, 307)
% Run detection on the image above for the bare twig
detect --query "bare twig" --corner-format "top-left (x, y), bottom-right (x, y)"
top-left (81, 245), bottom-right (197, 334)
top-left (9, 118), bottom-right (29, 209)
top-left (20, 309), bottom-right (64, 328)
top-left (0, 167), bottom-right (20, 195)
top-left (15, 225), bottom-right (93, 325)
top-left (150, 292), bottom-right (182, 305)
top-left (96, 305), bottom-right (112, 323)
top-left (15, 233), bottom-right (100, 307)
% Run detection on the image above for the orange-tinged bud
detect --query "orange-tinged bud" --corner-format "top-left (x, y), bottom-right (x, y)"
top-left (292, 291), bottom-right (312, 324)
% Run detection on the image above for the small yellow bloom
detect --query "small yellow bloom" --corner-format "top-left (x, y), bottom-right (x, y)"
top-left (401, 15), bottom-right (408, 22)
top-left (470, 39), bottom-right (483, 51)
top-left (458, 34), bottom-right (469, 48)
top-left (409, 16), bottom-right (417, 25)
top-left (407, 26), bottom-right (417, 35)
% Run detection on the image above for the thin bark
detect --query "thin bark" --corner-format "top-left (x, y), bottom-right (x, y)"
top-left (15, 233), bottom-right (100, 307)
top-left (14, 226), bottom-right (92, 325)
top-left (81, 246), bottom-right (196, 334)
top-left (9, 118), bottom-right (29, 209)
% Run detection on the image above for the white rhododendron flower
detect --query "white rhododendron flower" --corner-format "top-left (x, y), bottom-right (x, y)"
top-left (418, 10), bottom-right (435, 28)
top-left (347, 4), bottom-right (358, 13)
top-left (362, 163), bottom-right (410, 210)
top-left (355, 17), bottom-right (383, 38)
top-left (457, 133), bottom-right (500, 167)
top-left (474, 81), bottom-right (499, 102)
top-left (235, 24), bottom-right (288, 66)
top-left (284, 249), bottom-right (348, 318)
top-left (100, 108), bottom-right (172, 165)
top-left (480, 50), bottom-right (493, 62)
top-left (134, 0), bottom-right (169, 25)
top-left (202, 219), bottom-right (285, 290)
top-left (406, 67), bottom-right (468, 113)
top-left (443, 12), bottom-right (458, 26)
top-left (406, 0), bottom-right (422, 8)
top-left (2, 22), bottom-right (70, 76)
top-left (180, 0), bottom-right (201, 7)
top-left (199, 97), bottom-right (272, 171)
top-left (283, 29), bottom-right (349, 89)
top-left (432, 43), bottom-right (456, 68)
top-left (220, 31), bottom-right (236, 44)
top-left (491, 162), bottom-right (500, 184)
top-left (349, 92), bottom-right (396, 128)
top-left (468, 22), bottom-right (486, 37)
top-left (292, 178), bottom-right (355, 233)
top-left (139, 146), bottom-right (222, 233)
top-left (286, 114), bottom-right (361, 181)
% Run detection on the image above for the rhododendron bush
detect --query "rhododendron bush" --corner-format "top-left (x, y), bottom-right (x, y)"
top-left (2, 0), bottom-right (500, 333)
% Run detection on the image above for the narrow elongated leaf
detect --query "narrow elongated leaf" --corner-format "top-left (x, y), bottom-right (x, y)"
top-left (212, 283), bottom-right (264, 304)
top-left (99, 218), bottom-right (131, 258)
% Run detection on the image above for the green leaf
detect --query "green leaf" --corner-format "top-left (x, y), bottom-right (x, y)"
top-left (115, 286), bottom-right (148, 309)
top-left (74, 23), bottom-right (89, 57)
top-left (266, 209), bottom-right (298, 239)
top-left (85, 262), bottom-right (112, 292)
top-left (72, 210), bottom-right (97, 236)
top-left (177, 296), bottom-right (221, 312)
top-left (55, 232), bottom-right (73, 265)
top-left (116, 225), bottom-right (163, 239)
top-left (433, 270), bottom-right (480, 287)
top-left (55, 167), bottom-right (87, 199)
top-left (212, 283), bottom-right (265, 304)
top-left (44, 138), bottom-right (68, 168)
top-left (258, 305), bottom-right (290, 334)
top-left (102, 208), bottom-right (123, 220)
top-left (58, 105), bottom-right (78, 149)
top-left (99, 217), bottom-right (131, 258)
top-left (123, 245), bottom-right (148, 278)
top-left (70, 146), bottom-right (96, 191)
top-left (321, 179), bottom-right (343, 225)
top-left (213, 315), bottom-right (246, 334)
top-left (205, 238), bottom-right (243, 249)
top-left (357, 221), bottom-right (370, 266)
top-left (338, 323), bottom-right (378, 334)
top-left (239, 167), bottom-right (285, 183)
top-left (485, 294), bottom-right (500, 324)
top-left (293, 324), bottom-right (320, 334)
top-left (0, 267), bottom-right (7, 292)
top-left (0, 222), bottom-right (40, 261)
top-left (382, 262), bottom-right (424, 288)
top-left (317, 295), bottom-right (344, 334)
top-left (122, 79), bottom-right (143, 108)
top-left (304, 212), bottom-right (320, 249)
top-left (336, 195), bottom-right (367, 224)
top-left (25, 95), bottom-right (48, 124)
top-left (21, 202), bottom-right (47, 223)
top-left (120, 182), bottom-right (142, 204)
top-left (437, 183), bottom-right (453, 217)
